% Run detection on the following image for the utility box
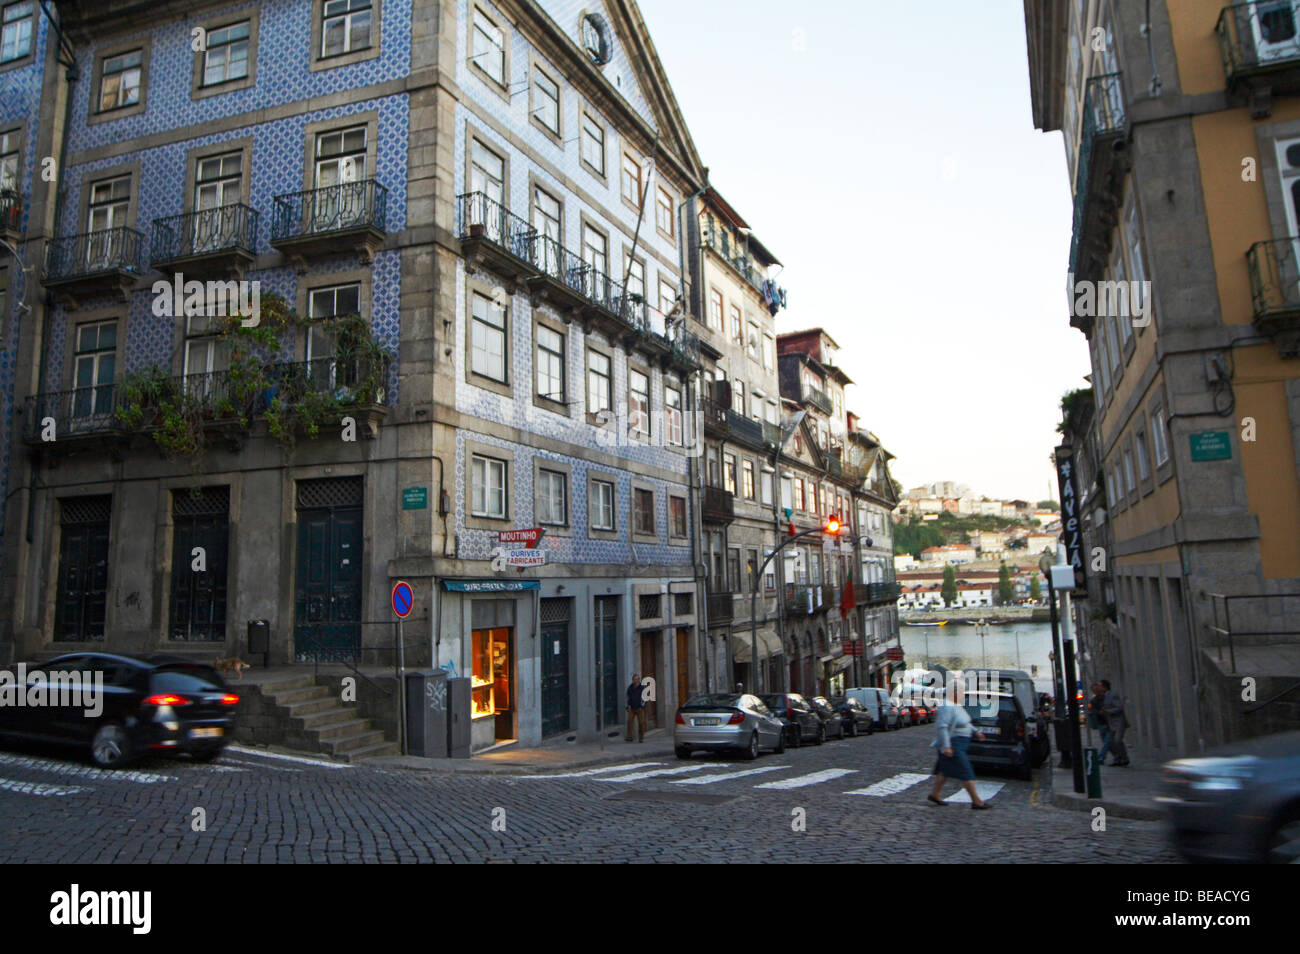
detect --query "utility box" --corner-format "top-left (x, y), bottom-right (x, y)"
top-left (246, 619), bottom-right (269, 666)
top-left (405, 670), bottom-right (448, 759)
top-left (447, 677), bottom-right (472, 758)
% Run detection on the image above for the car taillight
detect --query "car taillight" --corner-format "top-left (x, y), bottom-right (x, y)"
top-left (728, 711), bottom-right (745, 724)
top-left (787, 707), bottom-right (795, 718)
top-left (220, 694), bottom-right (239, 705)
top-left (143, 694), bottom-right (190, 707)
top-left (676, 711), bottom-right (685, 724)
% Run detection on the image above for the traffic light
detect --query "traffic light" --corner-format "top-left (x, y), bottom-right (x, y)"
top-left (824, 514), bottom-right (841, 536)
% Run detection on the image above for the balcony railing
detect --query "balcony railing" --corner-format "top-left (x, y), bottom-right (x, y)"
top-left (805, 385), bottom-right (832, 415)
top-left (726, 408), bottom-right (765, 449)
top-left (701, 228), bottom-right (787, 310)
top-left (701, 396), bottom-right (728, 435)
top-left (706, 591), bottom-right (734, 624)
top-left (1068, 72), bottom-right (1127, 285)
top-left (1248, 236), bottom-right (1300, 332)
top-left (702, 484), bottom-right (734, 523)
top-left (273, 179), bottom-right (387, 241)
top-left (1218, 2), bottom-right (1300, 103)
top-left (23, 383), bottom-right (121, 442)
top-left (151, 204), bottom-right (260, 266)
top-left (44, 227), bottom-right (145, 282)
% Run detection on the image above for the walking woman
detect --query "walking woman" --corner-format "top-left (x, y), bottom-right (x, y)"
top-left (927, 676), bottom-right (990, 809)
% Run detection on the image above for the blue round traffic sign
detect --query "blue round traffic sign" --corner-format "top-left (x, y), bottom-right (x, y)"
top-left (391, 581), bottom-right (413, 618)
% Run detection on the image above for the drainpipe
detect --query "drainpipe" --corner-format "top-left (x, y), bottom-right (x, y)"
top-left (678, 181), bottom-right (707, 688)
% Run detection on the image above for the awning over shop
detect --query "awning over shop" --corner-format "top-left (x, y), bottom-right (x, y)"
top-left (733, 627), bottom-right (782, 663)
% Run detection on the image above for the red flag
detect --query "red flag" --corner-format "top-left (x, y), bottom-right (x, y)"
top-left (840, 573), bottom-right (856, 619)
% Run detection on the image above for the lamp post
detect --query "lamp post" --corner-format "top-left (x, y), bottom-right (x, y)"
top-left (752, 516), bottom-right (842, 694)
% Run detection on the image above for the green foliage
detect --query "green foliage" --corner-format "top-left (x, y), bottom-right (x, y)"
top-left (941, 564), bottom-right (958, 607)
top-left (1035, 500), bottom-right (1059, 510)
top-left (1030, 575), bottom-right (1042, 602)
top-left (997, 562), bottom-right (1014, 605)
top-left (1056, 387), bottom-right (1094, 436)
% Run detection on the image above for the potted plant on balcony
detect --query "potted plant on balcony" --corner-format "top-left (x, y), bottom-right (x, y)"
top-left (114, 364), bottom-right (177, 430)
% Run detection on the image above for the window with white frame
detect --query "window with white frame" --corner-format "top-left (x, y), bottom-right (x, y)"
top-left (0, 127), bottom-right (17, 192)
top-left (322, 0), bottom-right (372, 57)
top-left (1123, 447), bottom-right (1135, 497)
top-left (471, 7), bottom-right (505, 85)
top-left (1124, 196), bottom-right (1148, 317)
top-left (580, 110), bottom-right (605, 175)
top-left (625, 257), bottom-right (645, 303)
top-left (621, 153), bottom-right (642, 206)
top-left (1110, 242), bottom-right (1132, 345)
top-left (532, 185), bottom-right (561, 272)
top-left (709, 288), bottom-right (723, 330)
top-left (590, 477), bottom-right (614, 530)
top-left (655, 186), bottom-right (673, 237)
top-left (665, 384), bottom-right (683, 446)
top-left (470, 290), bottom-right (507, 382)
top-left (98, 50), bottom-right (142, 112)
top-left (536, 324), bottom-right (566, 403)
top-left (761, 469), bottom-right (774, 505)
top-left (536, 469), bottom-right (567, 525)
top-left (1, 2), bottom-right (33, 64)
top-left (658, 279), bottom-right (676, 314)
top-left (634, 487), bottom-right (655, 535)
top-left (628, 368), bottom-right (650, 439)
top-left (183, 313), bottom-right (229, 398)
top-left (532, 65), bottom-right (560, 134)
top-left (582, 222), bottom-right (607, 278)
top-left (724, 454), bottom-right (736, 494)
top-left (71, 320), bottom-right (117, 420)
top-left (729, 303), bottom-right (742, 343)
top-left (306, 283), bottom-right (361, 390)
top-left (1152, 408), bottom-right (1169, 466)
top-left (471, 454), bottom-right (507, 518)
top-left (732, 379), bottom-right (745, 416)
top-left (1135, 428), bottom-right (1150, 481)
top-left (763, 333), bottom-right (775, 370)
top-left (202, 21), bottom-right (251, 87)
top-left (747, 321), bottom-right (761, 361)
top-left (587, 348), bottom-right (611, 414)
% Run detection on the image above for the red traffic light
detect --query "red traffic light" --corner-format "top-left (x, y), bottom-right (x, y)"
top-left (824, 515), bottom-right (841, 535)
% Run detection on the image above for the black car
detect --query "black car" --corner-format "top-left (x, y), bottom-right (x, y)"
top-left (0, 653), bottom-right (239, 768)
top-left (808, 695), bottom-right (846, 740)
top-left (832, 695), bottom-right (875, 736)
top-left (760, 692), bottom-right (824, 746)
top-left (962, 692), bottom-right (1033, 781)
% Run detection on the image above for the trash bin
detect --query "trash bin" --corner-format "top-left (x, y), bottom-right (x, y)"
top-left (405, 670), bottom-right (448, 758)
top-left (1085, 746), bottom-right (1103, 798)
top-left (447, 677), bottom-right (471, 759)
top-left (1053, 717), bottom-right (1073, 767)
top-left (246, 619), bottom-right (269, 665)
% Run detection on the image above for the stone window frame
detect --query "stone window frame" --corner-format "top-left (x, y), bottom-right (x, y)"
top-left (663, 377), bottom-right (684, 450)
top-left (61, 306), bottom-right (127, 392)
top-left (584, 339), bottom-right (613, 425)
top-left (708, 285), bottom-right (724, 332)
top-left (302, 110), bottom-right (381, 193)
top-left (0, 0), bottom-right (37, 76)
top-left (578, 211), bottom-right (610, 280)
top-left (532, 308), bottom-right (571, 417)
top-left (88, 40), bottom-right (151, 125)
top-left (310, 0), bottom-right (383, 73)
top-left (655, 182), bottom-right (676, 245)
top-left (464, 121), bottom-right (511, 214)
top-left (668, 493), bottom-right (688, 544)
top-left (527, 52), bottom-right (563, 147)
top-left (191, 9), bottom-right (261, 101)
top-left (464, 273), bottom-right (512, 398)
top-left (75, 159), bottom-right (142, 235)
top-left (1134, 420), bottom-right (1155, 496)
top-left (578, 100), bottom-right (608, 183)
top-left (467, 2), bottom-right (511, 103)
top-left (1147, 396), bottom-right (1174, 486)
top-left (464, 439), bottom-right (513, 531)
top-left (183, 136), bottom-right (254, 215)
top-left (742, 457), bottom-right (756, 500)
top-left (626, 357), bottom-right (652, 444)
top-left (528, 171), bottom-right (564, 249)
top-left (630, 479), bottom-right (658, 544)
top-left (620, 148), bottom-right (644, 216)
top-left (1122, 435), bottom-right (1138, 507)
top-left (292, 265), bottom-right (374, 374)
top-left (532, 456), bottom-right (572, 534)
top-left (587, 469), bottom-right (618, 540)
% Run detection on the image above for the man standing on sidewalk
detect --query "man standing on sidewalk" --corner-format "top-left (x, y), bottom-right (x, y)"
top-left (1087, 682), bottom-right (1110, 756)
top-left (1098, 679), bottom-right (1130, 766)
top-left (626, 673), bottom-right (647, 743)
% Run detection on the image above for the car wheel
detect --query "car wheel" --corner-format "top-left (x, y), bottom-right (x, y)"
top-left (675, 746), bottom-right (693, 760)
top-left (815, 724), bottom-right (826, 745)
top-left (1265, 810), bottom-right (1300, 864)
top-left (91, 724), bottom-right (133, 769)
top-left (743, 731), bottom-right (760, 761)
top-left (788, 725), bottom-right (801, 748)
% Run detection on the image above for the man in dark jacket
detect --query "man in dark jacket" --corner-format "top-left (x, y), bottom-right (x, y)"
top-left (626, 673), bottom-right (646, 742)
top-left (1098, 679), bottom-right (1129, 766)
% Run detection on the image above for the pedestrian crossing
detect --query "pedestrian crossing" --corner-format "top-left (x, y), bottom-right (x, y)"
top-left (517, 759), bottom-right (1017, 803)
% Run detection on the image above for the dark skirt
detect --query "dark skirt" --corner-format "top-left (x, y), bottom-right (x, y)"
top-left (933, 735), bottom-right (976, 781)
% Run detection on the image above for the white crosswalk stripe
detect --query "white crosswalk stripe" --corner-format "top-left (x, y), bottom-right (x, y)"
top-left (670, 765), bottom-right (787, 785)
top-left (224, 745), bottom-right (351, 769)
top-left (511, 762), bottom-right (663, 780)
top-left (593, 764), bottom-right (713, 782)
top-left (0, 776), bottom-right (87, 796)
top-left (843, 773), bottom-right (932, 797)
top-left (943, 781), bottom-right (1005, 803)
top-left (754, 768), bottom-right (857, 790)
top-left (0, 752), bottom-right (176, 784)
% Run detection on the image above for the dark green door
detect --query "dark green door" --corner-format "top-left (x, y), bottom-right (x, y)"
top-left (594, 596), bottom-right (619, 729)
top-left (541, 618), bottom-right (570, 737)
top-left (169, 489), bottom-right (230, 642)
top-left (55, 497), bottom-right (112, 642)
top-left (294, 499), bottom-right (363, 661)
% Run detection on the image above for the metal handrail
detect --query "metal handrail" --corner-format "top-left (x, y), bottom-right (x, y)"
top-left (152, 203), bottom-right (260, 262)
top-left (1206, 591), bottom-right (1300, 674)
top-left (44, 226), bottom-right (145, 280)
top-left (272, 179), bottom-right (388, 239)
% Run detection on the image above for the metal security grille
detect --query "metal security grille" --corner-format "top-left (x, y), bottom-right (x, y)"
top-left (297, 475), bottom-right (363, 510)
top-left (61, 495), bottom-right (112, 524)
top-left (540, 597), bottom-right (571, 624)
top-left (639, 594), bottom-right (661, 620)
top-left (674, 592), bottom-right (692, 617)
top-left (173, 485), bottom-right (230, 517)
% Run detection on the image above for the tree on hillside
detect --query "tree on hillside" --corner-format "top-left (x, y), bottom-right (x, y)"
top-left (1030, 574), bottom-right (1042, 603)
top-left (1036, 500), bottom-right (1060, 511)
top-left (941, 565), bottom-right (958, 607)
top-left (997, 562), bottom-right (1015, 605)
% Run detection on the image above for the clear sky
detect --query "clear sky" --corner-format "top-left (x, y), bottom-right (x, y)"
top-left (638, 0), bottom-right (1092, 504)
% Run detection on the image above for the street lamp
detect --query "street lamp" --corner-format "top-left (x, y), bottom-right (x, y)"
top-left (751, 515), bottom-right (843, 694)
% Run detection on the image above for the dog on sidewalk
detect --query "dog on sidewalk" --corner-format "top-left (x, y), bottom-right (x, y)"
top-left (212, 657), bottom-right (251, 680)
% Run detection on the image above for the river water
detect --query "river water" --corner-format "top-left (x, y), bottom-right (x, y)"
top-left (899, 621), bottom-right (1057, 695)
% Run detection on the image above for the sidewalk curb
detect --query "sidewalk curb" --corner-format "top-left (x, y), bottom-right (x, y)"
top-left (370, 738), bottom-right (678, 776)
top-left (1046, 766), bottom-right (1166, 821)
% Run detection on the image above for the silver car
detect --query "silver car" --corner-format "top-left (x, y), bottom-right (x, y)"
top-left (675, 693), bottom-right (786, 760)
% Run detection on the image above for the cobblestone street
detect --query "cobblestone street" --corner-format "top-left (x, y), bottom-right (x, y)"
top-left (0, 725), bottom-right (1180, 863)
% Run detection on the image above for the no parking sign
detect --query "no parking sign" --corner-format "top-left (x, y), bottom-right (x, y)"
top-left (391, 580), bottom-right (413, 618)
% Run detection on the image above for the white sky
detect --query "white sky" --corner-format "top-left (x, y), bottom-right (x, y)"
top-left (640, 0), bottom-right (1091, 503)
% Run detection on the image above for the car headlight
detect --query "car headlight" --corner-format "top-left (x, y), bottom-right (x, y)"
top-left (1165, 755), bottom-right (1260, 791)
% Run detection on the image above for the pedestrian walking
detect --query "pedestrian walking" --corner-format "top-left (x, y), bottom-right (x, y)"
top-left (926, 677), bottom-right (990, 809)
top-left (1097, 679), bottom-right (1129, 766)
top-left (1087, 682), bottom-right (1110, 753)
top-left (625, 673), bottom-right (647, 743)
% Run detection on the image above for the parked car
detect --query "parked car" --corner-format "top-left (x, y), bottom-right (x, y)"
top-left (962, 691), bottom-right (1033, 780)
top-left (760, 692), bottom-right (825, 746)
top-left (807, 696), bottom-right (846, 740)
top-left (1159, 729), bottom-right (1300, 863)
top-left (674, 693), bottom-right (785, 760)
top-left (847, 687), bottom-right (903, 730)
top-left (964, 668), bottom-right (1050, 767)
top-left (894, 691), bottom-right (931, 726)
top-left (0, 652), bottom-right (239, 768)
top-left (832, 695), bottom-right (875, 736)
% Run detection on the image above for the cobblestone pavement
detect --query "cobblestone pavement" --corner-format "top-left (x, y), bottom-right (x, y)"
top-left (0, 725), bottom-right (1181, 863)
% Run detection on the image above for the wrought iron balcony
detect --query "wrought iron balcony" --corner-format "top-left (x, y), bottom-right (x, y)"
top-left (1218, 2), bottom-right (1300, 114)
top-left (805, 384), bottom-right (832, 415)
top-left (23, 383), bottom-right (123, 445)
top-left (702, 483), bottom-right (734, 524)
top-left (726, 408), bottom-right (766, 450)
top-left (706, 591), bottom-right (734, 624)
top-left (456, 192), bottom-right (699, 372)
top-left (1, 187), bottom-right (20, 239)
top-left (43, 226), bottom-right (145, 301)
top-left (1247, 236), bottom-right (1300, 356)
top-left (784, 584), bottom-right (823, 617)
top-left (1068, 72), bottom-right (1128, 308)
top-left (151, 203), bottom-right (260, 276)
top-left (701, 228), bottom-right (786, 311)
top-left (701, 396), bottom-right (728, 437)
top-left (272, 179), bottom-right (388, 269)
